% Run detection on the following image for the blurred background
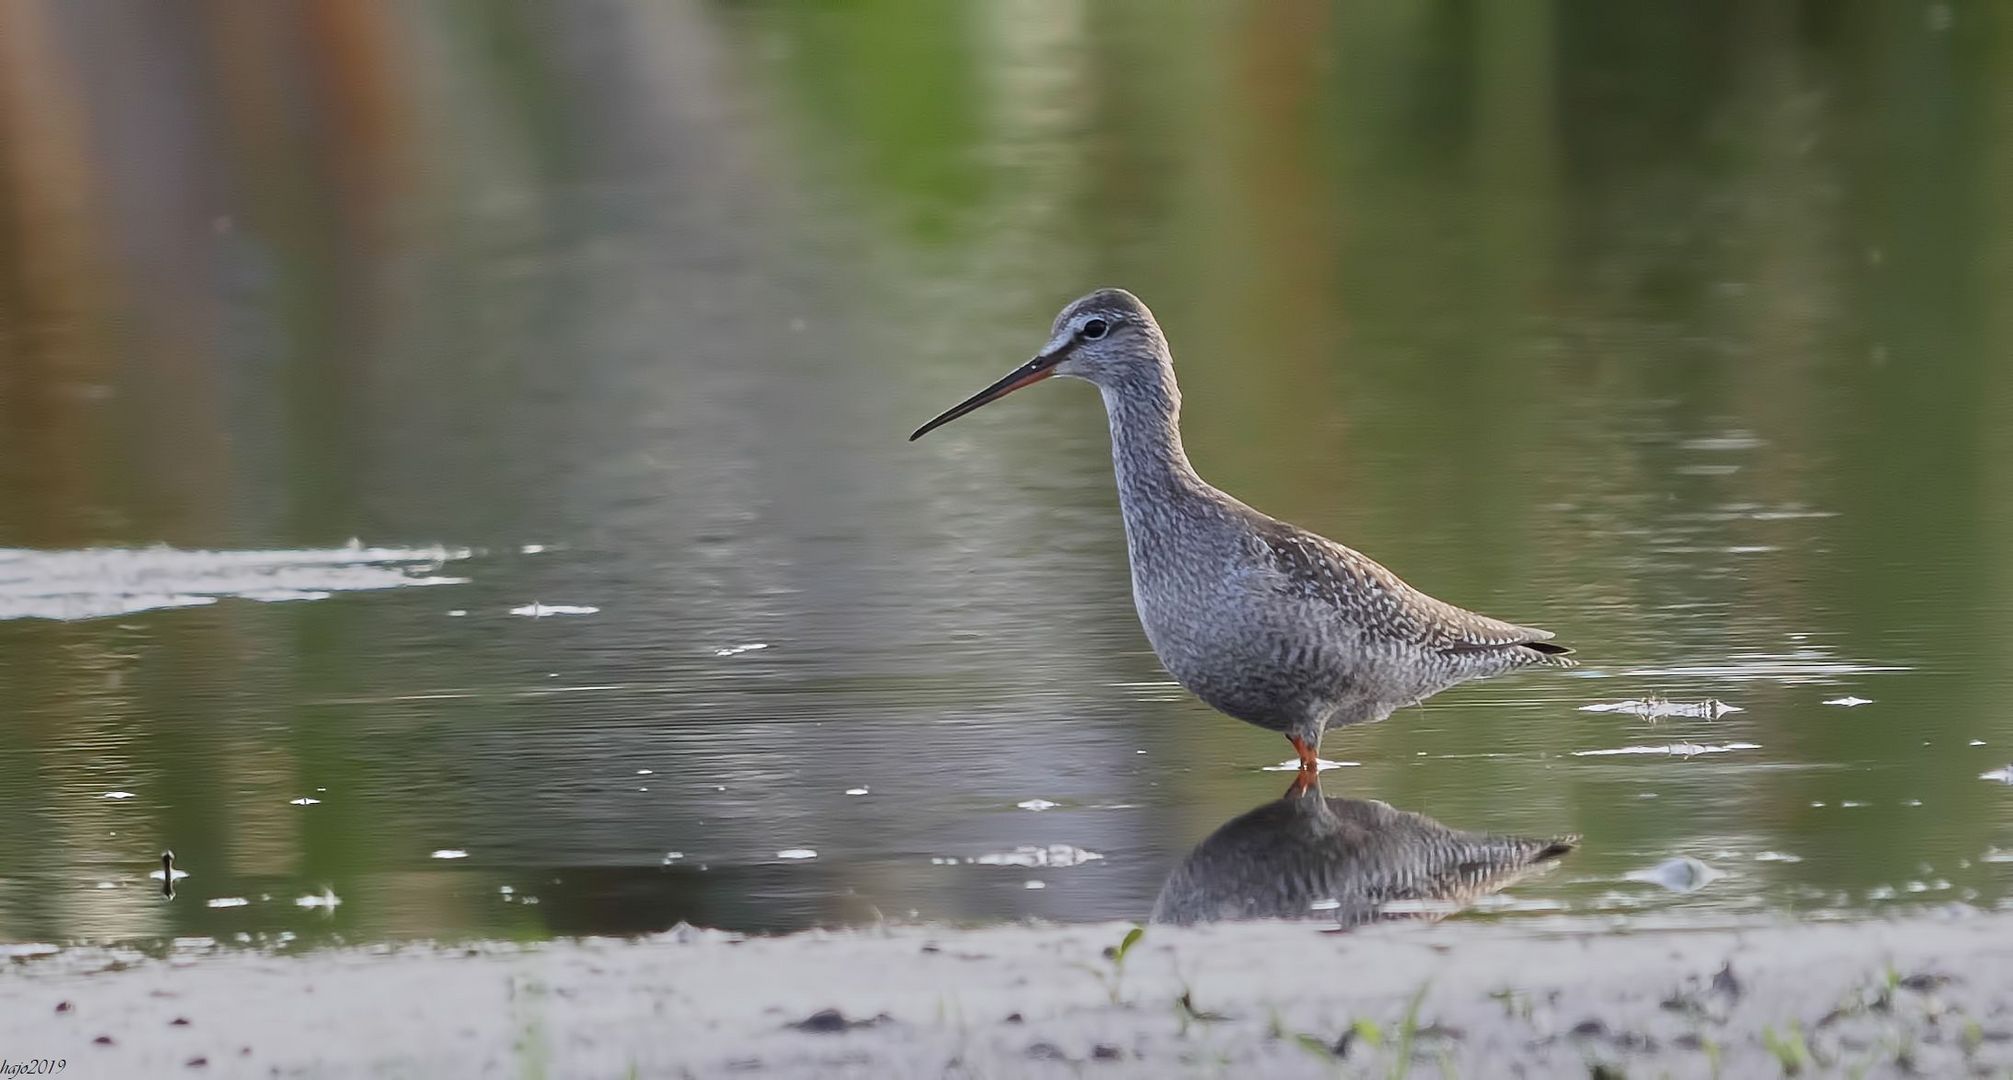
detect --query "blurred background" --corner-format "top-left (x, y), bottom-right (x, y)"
top-left (2, 0), bottom-right (2010, 945)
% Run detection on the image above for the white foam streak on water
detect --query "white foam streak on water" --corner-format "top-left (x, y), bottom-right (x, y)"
top-left (1260, 758), bottom-right (1359, 772)
top-left (972, 845), bottom-right (1103, 868)
top-left (1580, 698), bottom-right (1740, 719)
top-left (1573, 741), bottom-right (1762, 757)
top-left (509, 603), bottom-right (599, 617)
top-left (1680, 433), bottom-right (1763, 451)
top-left (239, 589), bottom-right (333, 602)
top-left (0, 543), bottom-right (472, 621)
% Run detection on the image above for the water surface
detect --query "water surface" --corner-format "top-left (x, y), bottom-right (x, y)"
top-left (2, 1), bottom-right (2011, 945)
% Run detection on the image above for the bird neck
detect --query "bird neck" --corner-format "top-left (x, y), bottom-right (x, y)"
top-left (1098, 362), bottom-right (1203, 511)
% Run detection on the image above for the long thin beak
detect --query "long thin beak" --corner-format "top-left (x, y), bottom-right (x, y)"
top-left (909, 349), bottom-right (1067, 441)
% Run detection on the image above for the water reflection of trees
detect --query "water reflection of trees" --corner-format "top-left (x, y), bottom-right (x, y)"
top-left (3, 1), bottom-right (2011, 939)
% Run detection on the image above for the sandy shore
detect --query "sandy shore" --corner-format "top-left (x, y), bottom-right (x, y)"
top-left (5, 912), bottom-right (2011, 1078)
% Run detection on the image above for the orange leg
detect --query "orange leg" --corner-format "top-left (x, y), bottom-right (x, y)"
top-left (1286, 735), bottom-right (1321, 795)
top-left (1288, 734), bottom-right (1319, 772)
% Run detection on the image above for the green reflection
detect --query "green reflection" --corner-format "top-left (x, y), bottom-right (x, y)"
top-left (0, 0), bottom-right (2009, 944)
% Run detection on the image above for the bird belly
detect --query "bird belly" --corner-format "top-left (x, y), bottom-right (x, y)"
top-left (1135, 588), bottom-right (1490, 737)
top-left (1132, 587), bottom-right (1348, 733)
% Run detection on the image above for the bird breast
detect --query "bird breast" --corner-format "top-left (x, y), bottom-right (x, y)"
top-left (1125, 534), bottom-right (1349, 725)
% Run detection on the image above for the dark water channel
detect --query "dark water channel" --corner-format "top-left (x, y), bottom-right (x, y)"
top-left (2, 2), bottom-right (2011, 946)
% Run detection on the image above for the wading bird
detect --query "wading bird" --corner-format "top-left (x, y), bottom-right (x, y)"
top-left (1152, 775), bottom-right (1576, 925)
top-left (911, 289), bottom-right (1573, 773)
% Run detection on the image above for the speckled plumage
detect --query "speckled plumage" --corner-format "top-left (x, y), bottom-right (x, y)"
top-left (912, 287), bottom-right (1574, 760)
top-left (1151, 777), bottom-right (1577, 926)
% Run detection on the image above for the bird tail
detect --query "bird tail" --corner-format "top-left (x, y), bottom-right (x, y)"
top-left (1517, 640), bottom-right (1577, 668)
top-left (1533, 835), bottom-right (1580, 861)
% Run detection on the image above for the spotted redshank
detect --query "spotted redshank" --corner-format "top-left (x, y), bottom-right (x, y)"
top-left (1151, 775), bottom-right (1577, 925)
top-left (911, 288), bottom-right (1574, 772)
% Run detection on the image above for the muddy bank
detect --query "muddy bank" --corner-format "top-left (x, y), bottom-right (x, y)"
top-left (5, 912), bottom-right (2012, 1078)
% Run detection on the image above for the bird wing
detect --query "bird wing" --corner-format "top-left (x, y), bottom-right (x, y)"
top-left (1248, 518), bottom-right (1561, 654)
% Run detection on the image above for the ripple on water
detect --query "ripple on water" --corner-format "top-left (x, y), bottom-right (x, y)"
top-left (1617, 649), bottom-right (1907, 685)
top-left (1680, 433), bottom-right (1764, 452)
top-left (0, 542), bottom-right (471, 621)
top-left (1573, 742), bottom-right (1761, 758)
top-left (1260, 758), bottom-right (1358, 772)
top-left (509, 603), bottom-right (599, 617)
top-left (972, 845), bottom-right (1104, 868)
top-left (1580, 698), bottom-right (1741, 720)
top-left (1466, 895), bottom-right (1569, 914)
top-left (1627, 857), bottom-right (1722, 893)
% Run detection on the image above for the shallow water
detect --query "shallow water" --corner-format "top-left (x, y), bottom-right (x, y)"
top-left (2, 2), bottom-right (2011, 945)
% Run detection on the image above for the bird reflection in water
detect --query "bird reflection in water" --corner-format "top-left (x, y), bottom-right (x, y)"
top-left (151, 850), bottom-right (186, 900)
top-left (1151, 777), bottom-right (1576, 927)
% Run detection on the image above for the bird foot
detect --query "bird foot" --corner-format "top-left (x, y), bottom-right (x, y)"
top-left (1287, 734), bottom-right (1320, 772)
top-left (1286, 735), bottom-right (1321, 797)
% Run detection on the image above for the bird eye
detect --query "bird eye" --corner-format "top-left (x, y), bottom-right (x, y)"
top-left (1081, 318), bottom-right (1109, 340)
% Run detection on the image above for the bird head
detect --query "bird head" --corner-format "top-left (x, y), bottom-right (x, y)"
top-left (910, 288), bottom-right (1167, 440)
